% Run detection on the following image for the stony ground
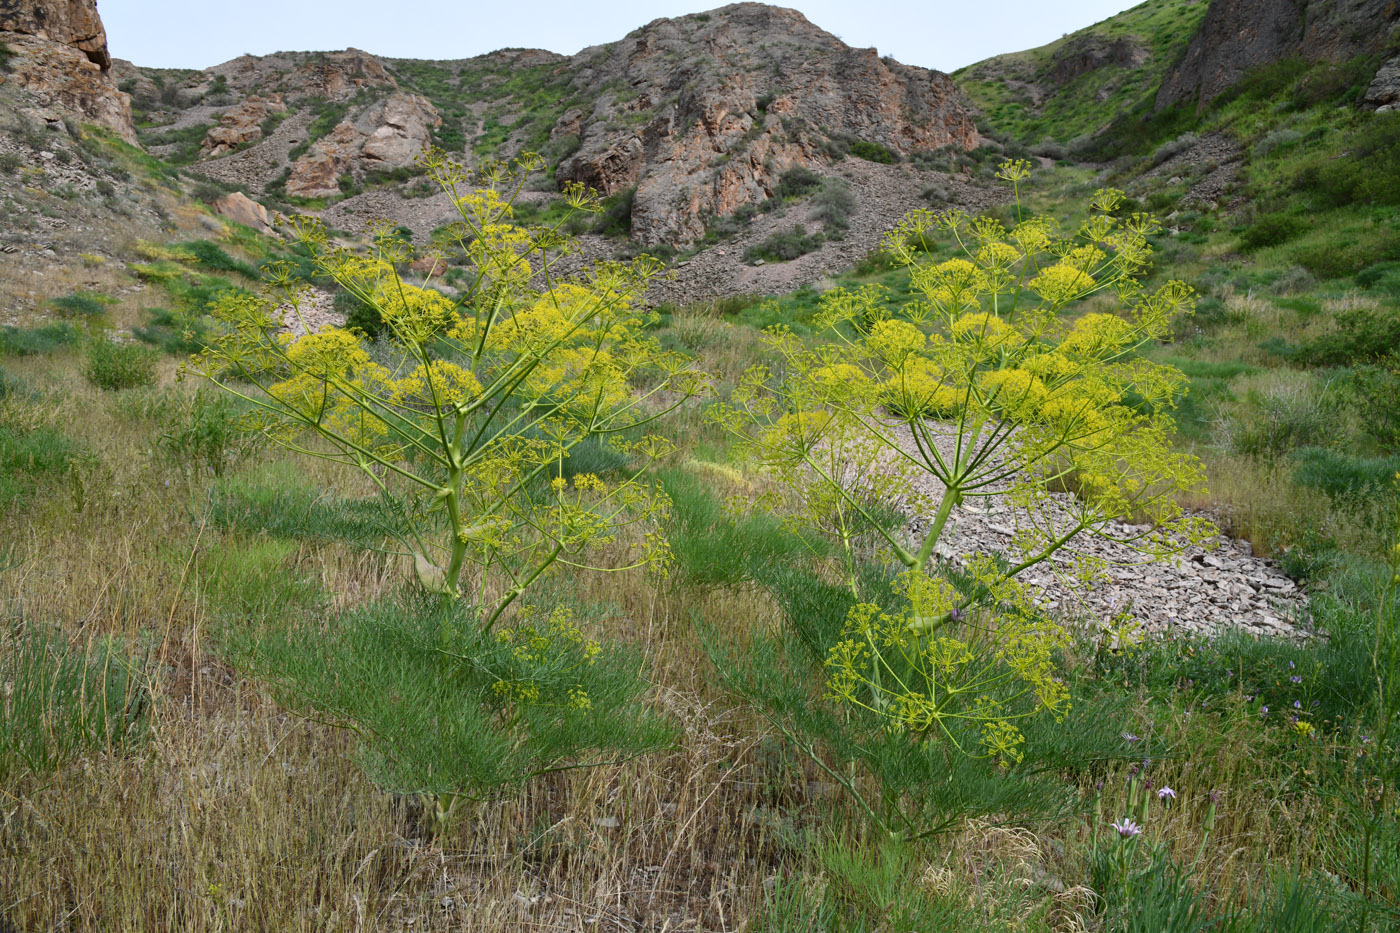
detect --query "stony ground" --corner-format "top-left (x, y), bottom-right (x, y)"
top-left (879, 417), bottom-right (1308, 640)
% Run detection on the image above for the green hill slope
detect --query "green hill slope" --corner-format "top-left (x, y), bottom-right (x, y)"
top-left (953, 0), bottom-right (1208, 146)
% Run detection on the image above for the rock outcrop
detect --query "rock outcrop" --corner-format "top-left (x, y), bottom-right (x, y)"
top-left (285, 91), bottom-right (440, 197)
top-left (1157, 0), bottom-right (1400, 110)
top-left (1363, 54), bottom-right (1400, 111)
top-left (0, 0), bottom-right (136, 142)
top-left (201, 93), bottom-right (286, 156)
top-left (556, 3), bottom-right (978, 245)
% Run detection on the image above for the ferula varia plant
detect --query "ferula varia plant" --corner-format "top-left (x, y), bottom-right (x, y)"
top-left (712, 160), bottom-right (1211, 765)
top-left (191, 151), bottom-right (708, 630)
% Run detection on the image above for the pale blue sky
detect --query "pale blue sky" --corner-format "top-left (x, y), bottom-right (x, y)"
top-left (100, 1), bottom-right (1144, 73)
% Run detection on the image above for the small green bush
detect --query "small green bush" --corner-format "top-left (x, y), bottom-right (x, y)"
top-left (848, 139), bottom-right (898, 164)
top-left (0, 322), bottom-right (80, 356)
top-left (334, 287), bottom-right (385, 337)
top-left (592, 186), bottom-right (635, 237)
top-left (1240, 213), bottom-right (1305, 251)
top-left (1298, 306), bottom-right (1400, 366)
top-left (774, 165), bottom-right (822, 199)
top-left (83, 339), bottom-right (158, 391)
top-left (812, 178), bottom-right (857, 239)
top-left (1355, 261), bottom-right (1400, 297)
top-left (745, 225), bottom-right (824, 263)
top-left (49, 292), bottom-right (116, 318)
top-left (175, 239), bottom-right (259, 277)
top-left (158, 389), bottom-right (256, 478)
top-left (0, 421), bottom-right (84, 508)
top-left (1292, 113), bottom-right (1400, 209)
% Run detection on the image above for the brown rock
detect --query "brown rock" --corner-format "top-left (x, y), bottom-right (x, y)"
top-left (201, 93), bottom-right (286, 157)
top-left (285, 91), bottom-right (439, 197)
top-left (0, 0), bottom-right (112, 69)
top-left (213, 191), bottom-right (276, 233)
top-left (286, 122), bottom-right (359, 198)
top-left (358, 92), bottom-right (440, 171)
top-left (0, 0), bottom-right (135, 142)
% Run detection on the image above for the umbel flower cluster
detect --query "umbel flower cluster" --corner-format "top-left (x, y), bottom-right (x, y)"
top-left (713, 160), bottom-right (1212, 762)
top-left (191, 151), bottom-right (708, 632)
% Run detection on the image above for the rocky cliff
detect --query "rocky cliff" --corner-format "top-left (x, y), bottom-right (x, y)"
top-left (0, 0), bottom-right (136, 141)
top-left (126, 3), bottom-right (977, 246)
top-left (1157, 0), bottom-right (1400, 109)
top-left (555, 3), bottom-right (978, 245)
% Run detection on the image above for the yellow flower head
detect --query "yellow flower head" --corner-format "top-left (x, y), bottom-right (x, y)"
top-left (1029, 263), bottom-right (1096, 305)
top-left (865, 319), bottom-right (927, 363)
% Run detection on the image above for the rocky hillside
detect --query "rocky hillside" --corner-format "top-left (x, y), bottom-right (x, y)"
top-left (953, 0), bottom-right (1210, 146)
top-left (550, 4), bottom-right (977, 245)
top-left (0, 0), bottom-right (136, 142)
top-left (121, 4), bottom-right (979, 250)
top-left (1156, 0), bottom-right (1400, 109)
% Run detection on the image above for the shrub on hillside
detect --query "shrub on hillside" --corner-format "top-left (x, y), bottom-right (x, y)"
top-left (1291, 446), bottom-right (1400, 505)
top-left (848, 139), bottom-right (899, 164)
top-left (1298, 306), bottom-right (1400, 366)
top-left (83, 339), bottom-right (158, 391)
top-left (591, 185), bottom-right (635, 237)
top-left (745, 225), bottom-right (824, 263)
top-left (49, 292), bottom-right (116, 318)
top-left (1239, 213), bottom-right (1305, 251)
top-left (1291, 113), bottom-right (1400, 208)
top-left (811, 178), bottom-right (856, 239)
top-left (775, 165), bottom-right (822, 199)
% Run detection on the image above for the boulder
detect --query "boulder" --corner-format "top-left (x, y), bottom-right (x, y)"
top-left (213, 191), bottom-right (277, 234)
top-left (201, 93), bottom-right (286, 157)
top-left (358, 92), bottom-right (441, 171)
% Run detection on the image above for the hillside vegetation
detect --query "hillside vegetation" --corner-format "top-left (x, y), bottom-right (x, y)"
top-left (2, 0), bottom-right (1400, 929)
top-left (954, 0), bottom-right (1209, 147)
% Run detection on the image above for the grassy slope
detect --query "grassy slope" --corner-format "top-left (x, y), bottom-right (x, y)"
top-left (4, 29), bottom-right (1400, 931)
top-left (953, 0), bottom-right (1208, 144)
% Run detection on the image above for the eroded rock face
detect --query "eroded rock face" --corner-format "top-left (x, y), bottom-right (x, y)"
top-left (1157, 0), bottom-right (1400, 110)
top-left (0, 0), bottom-right (135, 142)
top-left (1363, 55), bottom-right (1400, 112)
top-left (556, 3), bottom-right (978, 245)
top-left (200, 47), bottom-right (397, 101)
top-left (286, 91), bottom-right (440, 197)
top-left (0, 0), bottom-right (111, 68)
top-left (358, 92), bottom-right (441, 170)
top-left (201, 94), bottom-right (286, 157)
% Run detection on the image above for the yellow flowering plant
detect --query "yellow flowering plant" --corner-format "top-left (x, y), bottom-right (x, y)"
top-left (191, 151), bottom-right (708, 633)
top-left (711, 160), bottom-right (1211, 770)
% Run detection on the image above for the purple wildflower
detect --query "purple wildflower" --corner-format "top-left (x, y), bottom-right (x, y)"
top-left (1122, 731), bottom-right (1141, 743)
top-left (1261, 706), bottom-right (1269, 717)
top-left (1293, 700), bottom-right (1302, 709)
top-left (1157, 786), bottom-right (1177, 801)
top-left (1111, 818), bottom-right (1143, 839)
top-left (1290, 675), bottom-right (1302, 684)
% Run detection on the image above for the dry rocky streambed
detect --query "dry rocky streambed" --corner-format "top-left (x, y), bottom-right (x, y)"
top-left (877, 419), bottom-right (1308, 641)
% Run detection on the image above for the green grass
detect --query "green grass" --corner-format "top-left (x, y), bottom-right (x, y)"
top-left (0, 628), bottom-right (150, 785)
top-left (954, 0), bottom-right (1208, 145)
